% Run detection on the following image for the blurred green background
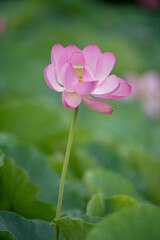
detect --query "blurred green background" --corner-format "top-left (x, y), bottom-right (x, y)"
top-left (0, 0), bottom-right (160, 222)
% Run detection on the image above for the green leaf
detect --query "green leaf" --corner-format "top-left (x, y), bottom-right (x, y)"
top-left (86, 193), bottom-right (138, 217)
top-left (84, 169), bottom-right (141, 200)
top-left (1, 140), bottom-right (86, 215)
top-left (0, 100), bottom-right (69, 153)
top-left (0, 149), bottom-right (4, 167)
top-left (0, 157), bottom-right (55, 220)
top-left (0, 211), bottom-right (59, 240)
top-left (103, 195), bottom-right (138, 215)
top-left (87, 205), bottom-right (160, 240)
top-left (122, 146), bottom-right (160, 204)
top-left (86, 193), bottom-right (105, 217)
top-left (69, 148), bottom-right (97, 178)
top-left (55, 215), bottom-right (101, 240)
top-left (0, 231), bottom-right (17, 240)
top-left (0, 132), bottom-right (18, 147)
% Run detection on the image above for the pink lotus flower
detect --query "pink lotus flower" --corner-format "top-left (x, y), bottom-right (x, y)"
top-left (44, 44), bottom-right (131, 114)
top-left (137, 0), bottom-right (160, 9)
top-left (126, 71), bottom-right (160, 118)
top-left (0, 16), bottom-right (7, 35)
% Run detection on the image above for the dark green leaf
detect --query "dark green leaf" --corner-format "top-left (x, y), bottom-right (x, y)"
top-left (0, 157), bottom-right (55, 220)
top-left (0, 149), bottom-right (4, 167)
top-left (1, 140), bottom-right (86, 215)
top-left (55, 215), bottom-right (101, 240)
top-left (0, 231), bottom-right (17, 240)
top-left (0, 211), bottom-right (56, 240)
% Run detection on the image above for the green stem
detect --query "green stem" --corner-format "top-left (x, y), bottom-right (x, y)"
top-left (54, 107), bottom-right (79, 240)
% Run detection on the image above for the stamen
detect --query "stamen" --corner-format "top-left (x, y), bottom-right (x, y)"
top-left (73, 65), bottom-right (83, 82)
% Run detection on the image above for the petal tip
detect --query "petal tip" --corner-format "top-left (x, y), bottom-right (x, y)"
top-left (82, 95), bottom-right (114, 114)
top-left (123, 81), bottom-right (132, 97)
top-left (106, 51), bottom-right (116, 62)
top-left (108, 108), bottom-right (113, 114)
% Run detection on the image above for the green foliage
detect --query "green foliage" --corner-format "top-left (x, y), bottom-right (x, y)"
top-left (0, 0), bottom-right (160, 239)
top-left (0, 156), bottom-right (55, 220)
top-left (120, 145), bottom-right (160, 204)
top-left (55, 215), bottom-right (101, 240)
top-left (0, 137), bottom-right (87, 217)
top-left (87, 205), bottom-right (160, 240)
top-left (86, 193), bottom-right (138, 217)
top-left (0, 149), bottom-right (4, 167)
top-left (103, 195), bottom-right (138, 215)
top-left (0, 100), bottom-right (69, 153)
top-left (86, 193), bottom-right (105, 217)
top-left (84, 168), bottom-right (141, 199)
top-left (0, 231), bottom-right (17, 240)
top-left (0, 211), bottom-right (57, 240)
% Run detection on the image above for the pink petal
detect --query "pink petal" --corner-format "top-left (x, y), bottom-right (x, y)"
top-left (106, 78), bottom-right (131, 99)
top-left (44, 64), bottom-right (63, 92)
top-left (82, 95), bottom-right (113, 114)
top-left (82, 44), bottom-right (102, 76)
top-left (65, 45), bottom-right (81, 58)
top-left (92, 75), bottom-right (120, 95)
top-left (62, 97), bottom-right (73, 109)
top-left (69, 51), bottom-right (85, 65)
top-left (93, 78), bottom-right (131, 99)
top-left (51, 44), bottom-right (65, 64)
top-left (83, 66), bottom-right (95, 82)
top-left (62, 90), bottom-right (81, 109)
top-left (95, 52), bottom-right (115, 83)
top-left (74, 81), bottom-right (98, 95)
top-left (51, 44), bottom-right (68, 84)
top-left (61, 63), bottom-right (79, 91)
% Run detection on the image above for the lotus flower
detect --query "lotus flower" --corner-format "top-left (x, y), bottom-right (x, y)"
top-left (137, 0), bottom-right (160, 8)
top-left (126, 71), bottom-right (160, 118)
top-left (0, 16), bottom-right (7, 35)
top-left (44, 44), bottom-right (131, 114)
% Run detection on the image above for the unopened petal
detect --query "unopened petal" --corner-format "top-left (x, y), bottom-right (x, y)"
top-left (44, 64), bottom-right (63, 92)
top-left (95, 52), bottom-right (115, 83)
top-left (74, 81), bottom-right (98, 95)
top-left (82, 44), bottom-right (102, 76)
top-left (65, 45), bottom-right (81, 58)
top-left (61, 63), bottom-right (79, 91)
top-left (82, 95), bottom-right (113, 114)
top-left (69, 51), bottom-right (85, 65)
top-left (62, 90), bottom-right (81, 109)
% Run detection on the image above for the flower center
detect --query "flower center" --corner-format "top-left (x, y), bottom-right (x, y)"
top-left (73, 65), bottom-right (83, 82)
